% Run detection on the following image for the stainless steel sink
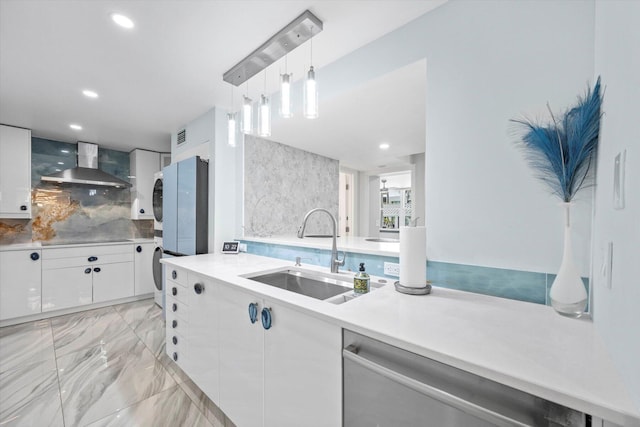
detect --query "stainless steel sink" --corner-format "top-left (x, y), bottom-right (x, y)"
top-left (364, 238), bottom-right (399, 243)
top-left (246, 269), bottom-right (353, 300)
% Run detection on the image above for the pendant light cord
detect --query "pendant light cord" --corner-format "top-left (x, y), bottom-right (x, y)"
top-left (310, 26), bottom-right (314, 66)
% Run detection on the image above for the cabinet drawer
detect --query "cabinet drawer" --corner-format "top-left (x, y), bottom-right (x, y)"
top-left (166, 330), bottom-right (187, 366)
top-left (166, 294), bottom-right (188, 322)
top-left (42, 244), bottom-right (133, 260)
top-left (42, 252), bottom-right (133, 269)
top-left (166, 266), bottom-right (187, 287)
top-left (166, 280), bottom-right (187, 304)
top-left (166, 309), bottom-right (186, 336)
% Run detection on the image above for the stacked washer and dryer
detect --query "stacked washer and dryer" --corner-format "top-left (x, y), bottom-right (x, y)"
top-left (152, 171), bottom-right (164, 307)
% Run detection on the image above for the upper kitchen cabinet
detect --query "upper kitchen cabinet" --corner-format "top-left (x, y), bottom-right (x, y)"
top-left (130, 149), bottom-right (160, 220)
top-left (0, 125), bottom-right (32, 219)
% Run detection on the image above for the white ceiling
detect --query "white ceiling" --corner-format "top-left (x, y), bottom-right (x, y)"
top-left (0, 0), bottom-right (442, 162)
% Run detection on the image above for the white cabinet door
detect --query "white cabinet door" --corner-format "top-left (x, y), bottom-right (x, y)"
top-left (133, 242), bottom-right (154, 295)
top-left (130, 149), bottom-right (160, 220)
top-left (186, 273), bottom-right (220, 402)
top-left (92, 262), bottom-right (134, 303)
top-left (0, 125), bottom-right (31, 219)
top-left (0, 249), bottom-right (42, 320)
top-left (219, 285), bottom-right (264, 427)
top-left (42, 266), bottom-right (93, 312)
top-left (263, 300), bottom-right (342, 427)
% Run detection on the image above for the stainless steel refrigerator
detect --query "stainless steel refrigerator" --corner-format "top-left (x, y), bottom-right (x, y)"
top-left (162, 156), bottom-right (208, 312)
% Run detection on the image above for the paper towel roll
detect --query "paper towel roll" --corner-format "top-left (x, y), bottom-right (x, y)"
top-left (399, 226), bottom-right (426, 287)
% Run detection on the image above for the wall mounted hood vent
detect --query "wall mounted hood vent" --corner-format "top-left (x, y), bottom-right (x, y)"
top-left (41, 142), bottom-right (131, 188)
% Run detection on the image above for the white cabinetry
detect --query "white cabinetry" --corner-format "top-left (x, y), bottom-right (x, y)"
top-left (133, 242), bottom-right (154, 295)
top-left (165, 266), bottom-right (189, 373)
top-left (219, 285), bottom-right (264, 427)
top-left (130, 149), bottom-right (160, 220)
top-left (186, 272), bottom-right (220, 402)
top-left (218, 285), bottom-right (341, 427)
top-left (0, 249), bottom-right (42, 320)
top-left (0, 125), bottom-right (32, 219)
top-left (42, 244), bottom-right (134, 312)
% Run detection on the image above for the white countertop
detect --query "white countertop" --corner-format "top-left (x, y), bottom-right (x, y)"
top-left (0, 238), bottom-right (154, 251)
top-left (161, 252), bottom-right (640, 426)
top-left (241, 235), bottom-right (400, 257)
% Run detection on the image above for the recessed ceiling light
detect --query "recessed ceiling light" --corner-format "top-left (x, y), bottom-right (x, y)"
top-left (82, 89), bottom-right (98, 98)
top-left (111, 13), bottom-right (134, 29)
top-left (379, 143), bottom-right (390, 150)
top-left (57, 162), bottom-right (64, 165)
top-left (69, 124), bottom-right (82, 130)
top-left (60, 149), bottom-right (70, 153)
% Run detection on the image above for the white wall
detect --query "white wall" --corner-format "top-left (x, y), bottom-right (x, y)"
top-left (314, 0), bottom-right (595, 274)
top-left (593, 0), bottom-right (640, 411)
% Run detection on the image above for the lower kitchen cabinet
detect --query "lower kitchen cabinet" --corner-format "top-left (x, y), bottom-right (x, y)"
top-left (92, 262), bottom-right (134, 303)
top-left (133, 242), bottom-right (155, 295)
top-left (218, 285), bottom-right (264, 427)
top-left (218, 284), bottom-right (342, 427)
top-left (42, 266), bottom-right (93, 311)
top-left (263, 301), bottom-right (342, 427)
top-left (42, 244), bottom-right (134, 312)
top-left (0, 249), bottom-right (42, 320)
top-left (186, 272), bottom-right (220, 402)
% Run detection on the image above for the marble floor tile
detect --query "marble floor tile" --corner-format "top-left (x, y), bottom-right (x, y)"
top-left (113, 298), bottom-right (157, 330)
top-left (133, 311), bottom-right (165, 358)
top-left (178, 380), bottom-right (225, 427)
top-left (56, 331), bottom-right (176, 427)
top-left (0, 359), bottom-right (64, 427)
top-left (158, 350), bottom-right (191, 385)
top-left (0, 320), bottom-right (55, 374)
top-left (85, 385), bottom-right (213, 427)
top-left (52, 308), bottom-right (131, 358)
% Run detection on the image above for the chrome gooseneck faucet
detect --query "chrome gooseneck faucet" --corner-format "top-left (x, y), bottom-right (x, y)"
top-left (297, 208), bottom-right (345, 273)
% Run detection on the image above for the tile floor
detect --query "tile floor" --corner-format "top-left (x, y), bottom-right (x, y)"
top-left (0, 299), bottom-right (236, 427)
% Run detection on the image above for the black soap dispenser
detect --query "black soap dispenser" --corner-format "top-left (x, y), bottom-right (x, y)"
top-left (354, 263), bottom-right (370, 294)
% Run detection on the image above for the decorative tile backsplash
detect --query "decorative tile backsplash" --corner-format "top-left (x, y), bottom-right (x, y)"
top-left (243, 136), bottom-right (339, 237)
top-left (241, 240), bottom-right (590, 308)
top-left (0, 137), bottom-right (152, 245)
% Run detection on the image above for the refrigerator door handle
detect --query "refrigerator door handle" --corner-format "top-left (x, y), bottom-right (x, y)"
top-left (342, 347), bottom-right (528, 427)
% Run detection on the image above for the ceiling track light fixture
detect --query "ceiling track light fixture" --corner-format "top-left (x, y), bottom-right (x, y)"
top-left (222, 10), bottom-right (323, 87)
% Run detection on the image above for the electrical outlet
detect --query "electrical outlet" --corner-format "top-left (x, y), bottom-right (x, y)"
top-left (384, 262), bottom-right (400, 277)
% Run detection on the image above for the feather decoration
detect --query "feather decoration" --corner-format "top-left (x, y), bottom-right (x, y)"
top-left (511, 77), bottom-right (602, 202)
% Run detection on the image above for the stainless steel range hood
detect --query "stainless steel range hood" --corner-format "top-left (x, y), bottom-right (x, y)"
top-left (41, 142), bottom-right (131, 188)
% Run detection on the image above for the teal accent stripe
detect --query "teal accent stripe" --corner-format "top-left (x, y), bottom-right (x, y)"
top-left (240, 240), bottom-right (590, 307)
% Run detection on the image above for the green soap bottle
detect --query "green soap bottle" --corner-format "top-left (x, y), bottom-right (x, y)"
top-left (354, 263), bottom-right (370, 294)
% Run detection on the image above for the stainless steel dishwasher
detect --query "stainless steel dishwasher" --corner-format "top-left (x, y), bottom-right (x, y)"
top-left (343, 330), bottom-right (589, 427)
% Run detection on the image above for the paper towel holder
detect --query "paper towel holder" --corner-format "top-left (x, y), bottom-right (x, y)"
top-left (394, 281), bottom-right (432, 295)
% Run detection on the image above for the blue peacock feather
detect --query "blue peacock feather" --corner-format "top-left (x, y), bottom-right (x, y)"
top-left (511, 77), bottom-right (602, 202)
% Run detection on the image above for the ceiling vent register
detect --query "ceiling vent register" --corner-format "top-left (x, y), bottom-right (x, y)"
top-left (177, 129), bottom-right (186, 145)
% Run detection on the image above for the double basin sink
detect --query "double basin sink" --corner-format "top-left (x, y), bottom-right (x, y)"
top-left (244, 268), bottom-right (385, 305)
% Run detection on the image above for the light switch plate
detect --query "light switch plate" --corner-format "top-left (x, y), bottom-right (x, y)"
top-left (613, 150), bottom-right (626, 209)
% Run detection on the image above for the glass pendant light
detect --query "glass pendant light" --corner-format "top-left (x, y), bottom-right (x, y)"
top-left (259, 95), bottom-right (271, 137)
top-left (280, 55), bottom-right (292, 118)
top-left (258, 71), bottom-right (271, 137)
top-left (242, 94), bottom-right (253, 134)
top-left (227, 113), bottom-right (237, 147)
top-left (303, 27), bottom-right (318, 119)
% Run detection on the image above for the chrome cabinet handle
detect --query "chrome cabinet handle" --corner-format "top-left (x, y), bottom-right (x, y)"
top-left (172, 303), bottom-right (177, 312)
top-left (194, 283), bottom-right (204, 294)
top-left (88, 256), bottom-right (98, 262)
top-left (172, 270), bottom-right (177, 280)
top-left (172, 287), bottom-right (177, 296)
top-left (139, 208), bottom-right (145, 214)
top-left (84, 268), bottom-right (92, 274)
top-left (93, 267), bottom-right (101, 273)
top-left (173, 352), bottom-right (178, 362)
top-left (342, 347), bottom-right (529, 427)
top-left (136, 245), bottom-right (142, 253)
top-left (248, 302), bottom-right (258, 324)
top-left (172, 320), bottom-right (177, 328)
top-left (30, 252), bottom-right (39, 261)
top-left (261, 307), bottom-right (272, 330)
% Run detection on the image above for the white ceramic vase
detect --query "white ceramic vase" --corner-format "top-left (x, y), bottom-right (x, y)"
top-left (549, 203), bottom-right (588, 317)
